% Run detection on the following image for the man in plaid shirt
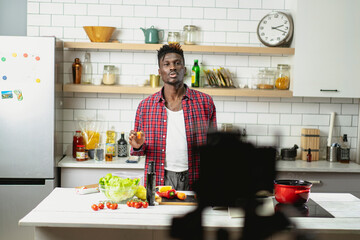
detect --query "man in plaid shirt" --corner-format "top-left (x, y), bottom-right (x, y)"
top-left (129, 44), bottom-right (217, 190)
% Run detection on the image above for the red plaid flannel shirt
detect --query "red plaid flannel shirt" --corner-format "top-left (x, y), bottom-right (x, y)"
top-left (131, 84), bottom-right (217, 190)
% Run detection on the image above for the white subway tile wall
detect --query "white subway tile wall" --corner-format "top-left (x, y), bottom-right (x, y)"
top-left (27, 0), bottom-right (359, 160)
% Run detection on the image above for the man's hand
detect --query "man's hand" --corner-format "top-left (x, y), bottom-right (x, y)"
top-left (129, 130), bottom-right (145, 149)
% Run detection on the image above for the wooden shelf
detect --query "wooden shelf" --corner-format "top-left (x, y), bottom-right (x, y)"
top-left (63, 84), bottom-right (293, 98)
top-left (63, 42), bottom-right (295, 55)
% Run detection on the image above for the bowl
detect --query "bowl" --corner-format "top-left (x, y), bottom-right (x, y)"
top-left (99, 172), bottom-right (143, 203)
top-left (83, 26), bottom-right (115, 42)
top-left (100, 184), bottom-right (138, 203)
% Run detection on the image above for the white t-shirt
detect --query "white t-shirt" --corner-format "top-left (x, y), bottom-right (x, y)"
top-left (165, 107), bottom-right (188, 172)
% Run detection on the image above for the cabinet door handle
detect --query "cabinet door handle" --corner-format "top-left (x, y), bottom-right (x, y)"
top-left (320, 89), bottom-right (338, 92)
top-left (308, 180), bottom-right (322, 185)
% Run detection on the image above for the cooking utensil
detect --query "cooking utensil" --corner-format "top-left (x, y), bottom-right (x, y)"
top-left (280, 144), bottom-right (298, 160)
top-left (83, 26), bottom-right (115, 42)
top-left (327, 112), bottom-right (336, 160)
top-left (328, 143), bottom-right (340, 162)
top-left (274, 180), bottom-right (312, 205)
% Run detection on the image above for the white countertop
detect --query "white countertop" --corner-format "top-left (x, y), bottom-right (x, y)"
top-left (58, 156), bottom-right (360, 173)
top-left (19, 188), bottom-right (360, 233)
top-left (58, 156), bottom-right (145, 169)
top-left (276, 160), bottom-right (360, 173)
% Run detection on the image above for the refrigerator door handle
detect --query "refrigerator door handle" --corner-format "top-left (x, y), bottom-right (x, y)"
top-left (0, 178), bottom-right (46, 185)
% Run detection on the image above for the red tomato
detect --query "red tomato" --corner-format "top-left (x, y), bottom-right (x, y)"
top-left (127, 201), bottom-right (131, 207)
top-left (134, 202), bottom-right (142, 209)
top-left (98, 203), bottom-right (104, 209)
top-left (142, 201), bottom-right (148, 208)
top-left (91, 204), bottom-right (99, 211)
top-left (106, 202), bottom-right (112, 209)
top-left (131, 201), bottom-right (136, 208)
top-left (110, 203), bottom-right (118, 210)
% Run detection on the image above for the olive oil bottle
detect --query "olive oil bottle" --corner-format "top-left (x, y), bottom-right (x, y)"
top-left (191, 59), bottom-right (200, 87)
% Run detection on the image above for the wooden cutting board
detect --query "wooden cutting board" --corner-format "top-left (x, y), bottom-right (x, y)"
top-left (156, 195), bottom-right (197, 206)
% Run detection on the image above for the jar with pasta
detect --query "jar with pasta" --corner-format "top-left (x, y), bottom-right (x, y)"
top-left (275, 64), bottom-right (290, 90)
top-left (103, 65), bottom-right (116, 85)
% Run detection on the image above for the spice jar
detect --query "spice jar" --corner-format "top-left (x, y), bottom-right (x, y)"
top-left (275, 64), bottom-right (290, 90)
top-left (183, 25), bottom-right (198, 45)
top-left (102, 65), bottom-right (116, 85)
top-left (167, 32), bottom-right (180, 44)
top-left (76, 145), bottom-right (87, 161)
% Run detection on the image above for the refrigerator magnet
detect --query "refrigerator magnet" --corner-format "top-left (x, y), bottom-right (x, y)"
top-left (1, 91), bottom-right (13, 99)
top-left (13, 90), bottom-right (23, 101)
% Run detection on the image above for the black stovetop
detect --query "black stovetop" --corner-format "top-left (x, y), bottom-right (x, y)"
top-left (273, 198), bottom-right (334, 218)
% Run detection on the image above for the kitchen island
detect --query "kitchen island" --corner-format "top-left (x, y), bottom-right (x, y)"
top-left (19, 188), bottom-right (360, 240)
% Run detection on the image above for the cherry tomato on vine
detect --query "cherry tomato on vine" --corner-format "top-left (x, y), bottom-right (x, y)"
top-left (106, 202), bottom-right (112, 209)
top-left (110, 203), bottom-right (118, 210)
top-left (142, 201), bottom-right (149, 208)
top-left (98, 203), bottom-right (104, 209)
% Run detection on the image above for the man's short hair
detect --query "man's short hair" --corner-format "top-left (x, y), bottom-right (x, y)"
top-left (157, 43), bottom-right (185, 67)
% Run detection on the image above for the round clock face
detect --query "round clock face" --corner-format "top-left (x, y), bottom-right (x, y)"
top-left (257, 11), bottom-right (294, 47)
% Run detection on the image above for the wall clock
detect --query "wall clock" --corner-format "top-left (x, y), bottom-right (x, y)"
top-left (257, 11), bottom-right (294, 47)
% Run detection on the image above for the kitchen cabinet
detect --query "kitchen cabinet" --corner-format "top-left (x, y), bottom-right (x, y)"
top-left (63, 42), bottom-right (294, 98)
top-left (293, 0), bottom-right (360, 98)
top-left (276, 160), bottom-right (360, 198)
top-left (277, 172), bottom-right (360, 198)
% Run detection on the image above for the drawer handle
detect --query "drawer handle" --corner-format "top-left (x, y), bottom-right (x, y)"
top-left (308, 180), bottom-right (321, 185)
top-left (320, 89), bottom-right (338, 92)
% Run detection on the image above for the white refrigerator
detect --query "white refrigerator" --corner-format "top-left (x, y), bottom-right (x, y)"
top-left (0, 36), bottom-right (63, 240)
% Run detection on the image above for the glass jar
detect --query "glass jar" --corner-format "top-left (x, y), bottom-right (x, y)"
top-left (257, 68), bottom-right (275, 89)
top-left (167, 32), bottom-right (180, 44)
top-left (183, 25), bottom-right (198, 45)
top-left (275, 64), bottom-right (290, 90)
top-left (102, 65), bottom-right (116, 85)
top-left (76, 145), bottom-right (87, 161)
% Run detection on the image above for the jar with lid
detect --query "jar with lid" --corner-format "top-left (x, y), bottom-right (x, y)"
top-left (275, 64), bottom-right (290, 90)
top-left (257, 68), bottom-right (275, 89)
top-left (76, 145), bottom-right (87, 161)
top-left (183, 25), bottom-right (198, 45)
top-left (102, 65), bottom-right (116, 85)
top-left (167, 32), bottom-right (180, 44)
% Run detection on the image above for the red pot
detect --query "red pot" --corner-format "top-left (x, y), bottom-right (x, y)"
top-left (274, 180), bottom-right (312, 205)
